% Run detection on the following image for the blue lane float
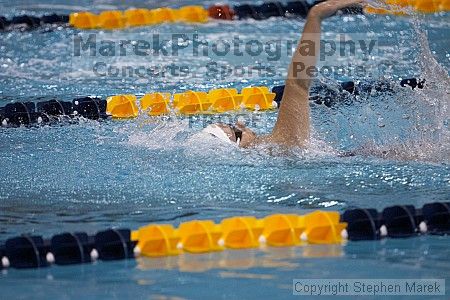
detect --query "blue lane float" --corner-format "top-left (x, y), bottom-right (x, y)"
top-left (0, 202), bottom-right (448, 270)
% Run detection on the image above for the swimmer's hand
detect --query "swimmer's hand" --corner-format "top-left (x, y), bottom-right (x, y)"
top-left (310, 0), bottom-right (365, 20)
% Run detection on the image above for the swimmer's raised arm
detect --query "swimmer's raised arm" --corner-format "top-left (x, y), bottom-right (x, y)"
top-left (268, 0), bottom-right (364, 147)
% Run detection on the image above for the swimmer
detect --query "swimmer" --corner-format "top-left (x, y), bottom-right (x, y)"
top-left (203, 0), bottom-right (365, 148)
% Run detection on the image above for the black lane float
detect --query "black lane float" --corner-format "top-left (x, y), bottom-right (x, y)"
top-left (342, 202), bottom-right (450, 241)
top-left (1, 229), bottom-right (136, 269)
top-left (0, 14), bottom-right (69, 31)
top-left (0, 97), bottom-right (107, 128)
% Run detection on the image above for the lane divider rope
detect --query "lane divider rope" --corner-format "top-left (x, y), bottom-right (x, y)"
top-left (0, 202), bottom-right (448, 270)
top-left (1, 1), bottom-right (448, 31)
top-left (0, 78), bottom-right (425, 128)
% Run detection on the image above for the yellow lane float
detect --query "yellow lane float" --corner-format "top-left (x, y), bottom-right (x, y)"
top-left (152, 7), bottom-right (176, 23)
top-left (106, 86), bottom-right (278, 118)
top-left (302, 211), bottom-right (347, 244)
top-left (173, 91), bottom-right (211, 115)
top-left (208, 88), bottom-right (243, 113)
top-left (106, 94), bottom-right (138, 118)
top-left (440, 0), bottom-right (450, 10)
top-left (177, 6), bottom-right (209, 23)
top-left (140, 93), bottom-right (171, 116)
top-left (133, 224), bottom-right (180, 257)
top-left (220, 216), bottom-right (264, 249)
top-left (69, 2), bottom-right (449, 29)
top-left (260, 214), bottom-right (305, 247)
top-left (69, 5), bottom-right (210, 30)
top-left (178, 220), bottom-right (223, 253)
top-left (98, 10), bottom-right (125, 29)
top-left (130, 211), bottom-right (348, 259)
top-left (124, 9), bottom-right (154, 27)
top-left (365, 0), bottom-right (450, 14)
top-left (414, 0), bottom-right (435, 12)
top-left (69, 12), bottom-right (98, 29)
top-left (241, 86), bottom-right (277, 110)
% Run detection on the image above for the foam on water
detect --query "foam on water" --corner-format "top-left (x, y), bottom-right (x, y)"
top-left (368, 14), bottom-right (450, 162)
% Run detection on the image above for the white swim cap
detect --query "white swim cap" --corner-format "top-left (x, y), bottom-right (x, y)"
top-left (202, 124), bottom-right (240, 146)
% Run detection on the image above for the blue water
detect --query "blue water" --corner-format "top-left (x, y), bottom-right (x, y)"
top-left (0, 0), bottom-right (449, 299)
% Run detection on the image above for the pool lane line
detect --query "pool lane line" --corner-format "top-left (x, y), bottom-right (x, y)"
top-left (2, 1), bottom-right (448, 32)
top-left (0, 78), bottom-right (424, 128)
top-left (0, 202), bottom-right (448, 270)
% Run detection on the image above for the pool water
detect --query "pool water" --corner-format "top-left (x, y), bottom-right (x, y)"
top-left (0, 0), bottom-right (449, 299)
